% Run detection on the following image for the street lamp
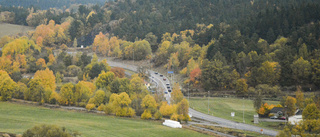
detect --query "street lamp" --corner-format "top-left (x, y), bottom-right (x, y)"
top-left (208, 91), bottom-right (210, 114)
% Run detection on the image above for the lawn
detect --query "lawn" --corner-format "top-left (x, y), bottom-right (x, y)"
top-left (189, 97), bottom-right (284, 130)
top-left (0, 102), bottom-right (209, 137)
top-left (0, 23), bottom-right (34, 38)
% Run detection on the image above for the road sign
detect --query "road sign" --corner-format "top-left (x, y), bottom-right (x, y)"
top-left (231, 112), bottom-right (235, 117)
top-left (168, 71), bottom-right (174, 74)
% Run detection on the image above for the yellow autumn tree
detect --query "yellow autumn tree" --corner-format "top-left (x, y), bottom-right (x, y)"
top-left (0, 70), bottom-right (16, 101)
top-left (141, 94), bottom-right (157, 119)
top-left (33, 68), bottom-right (56, 92)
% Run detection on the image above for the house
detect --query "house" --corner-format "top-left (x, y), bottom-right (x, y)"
top-left (289, 110), bottom-right (303, 125)
top-left (270, 107), bottom-right (284, 117)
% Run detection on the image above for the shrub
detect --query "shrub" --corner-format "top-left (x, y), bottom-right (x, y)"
top-left (86, 103), bottom-right (95, 111)
top-left (22, 124), bottom-right (80, 137)
top-left (78, 102), bottom-right (87, 107)
top-left (104, 103), bottom-right (113, 115)
top-left (97, 104), bottom-right (105, 111)
top-left (141, 110), bottom-right (152, 119)
top-left (154, 111), bottom-right (162, 120)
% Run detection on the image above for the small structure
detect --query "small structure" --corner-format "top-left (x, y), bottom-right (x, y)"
top-left (254, 115), bottom-right (259, 124)
top-left (270, 107), bottom-right (284, 117)
top-left (289, 110), bottom-right (303, 125)
top-left (163, 120), bottom-right (182, 128)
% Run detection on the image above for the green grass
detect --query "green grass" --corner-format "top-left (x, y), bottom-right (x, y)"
top-left (189, 97), bottom-right (283, 130)
top-left (0, 102), bottom-right (209, 137)
top-left (0, 23), bottom-right (34, 38)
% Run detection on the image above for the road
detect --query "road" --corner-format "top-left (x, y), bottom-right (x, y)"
top-left (105, 59), bottom-right (172, 104)
top-left (104, 58), bottom-right (278, 136)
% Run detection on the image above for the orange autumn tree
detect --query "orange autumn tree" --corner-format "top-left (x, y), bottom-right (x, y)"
top-left (189, 67), bottom-right (201, 87)
top-left (258, 103), bottom-right (280, 117)
top-left (36, 58), bottom-right (46, 69)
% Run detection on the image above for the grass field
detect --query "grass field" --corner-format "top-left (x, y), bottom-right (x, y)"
top-left (0, 102), bottom-right (209, 137)
top-left (189, 97), bottom-right (284, 130)
top-left (0, 23), bottom-right (34, 38)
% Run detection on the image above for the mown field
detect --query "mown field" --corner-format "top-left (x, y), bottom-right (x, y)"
top-left (0, 23), bottom-right (34, 38)
top-left (0, 102), bottom-right (209, 137)
top-left (189, 97), bottom-right (284, 130)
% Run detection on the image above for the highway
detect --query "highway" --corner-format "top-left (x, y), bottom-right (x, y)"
top-left (104, 58), bottom-right (278, 136)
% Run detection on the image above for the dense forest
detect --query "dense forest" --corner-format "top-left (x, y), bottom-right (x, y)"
top-left (1, 0), bottom-right (320, 91)
top-left (0, 0), bottom-right (106, 10)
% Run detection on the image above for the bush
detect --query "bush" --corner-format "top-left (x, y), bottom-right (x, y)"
top-left (22, 124), bottom-right (80, 137)
top-left (154, 111), bottom-right (162, 120)
top-left (104, 103), bottom-right (113, 115)
top-left (141, 110), bottom-right (152, 119)
top-left (97, 104), bottom-right (105, 111)
top-left (78, 102), bottom-right (87, 107)
top-left (170, 113), bottom-right (180, 121)
top-left (86, 103), bottom-right (95, 111)
top-left (116, 107), bottom-right (135, 117)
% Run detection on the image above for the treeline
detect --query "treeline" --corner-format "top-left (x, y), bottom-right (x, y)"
top-left (0, 0), bottom-right (105, 10)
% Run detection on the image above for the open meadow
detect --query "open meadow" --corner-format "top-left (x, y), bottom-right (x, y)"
top-left (189, 97), bottom-right (284, 130)
top-left (0, 102), bottom-right (209, 137)
top-left (0, 23), bottom-right (34, 38)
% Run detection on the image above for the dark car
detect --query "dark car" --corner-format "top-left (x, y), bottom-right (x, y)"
top-left (160, 74), bottom-right (163, 77)
top-left (154, 72), bottom-right (158, 75)
top-left (167, 86), bottom-right (170, 89)
top-left (166, 83), bottom-right (170, 86)
top-left (168, 90), bottom-right (172, 92)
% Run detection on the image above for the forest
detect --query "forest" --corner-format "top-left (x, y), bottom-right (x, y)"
top-left (1, 0), bottom-right (320, 136)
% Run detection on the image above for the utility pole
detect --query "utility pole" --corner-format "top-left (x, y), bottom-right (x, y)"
top-left (133, 48), bottom-right (134, 66)
top-left (243, 97), bottom-right (245, 123)
top-left (208, 91), bottom-right (210, 114)
top-left (188, 83), bottom-right (190, 102)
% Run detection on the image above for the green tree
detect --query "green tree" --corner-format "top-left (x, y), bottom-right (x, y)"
top-left (291, 57), bottom-right (311, 85)
top-left (285, 96), bottom-right (297, 116)
top-left (295, 87), bottom-right (305, 110)
top-left (92, 90), bottom-right (106, 106)
top-left (235, 79), bottom-right (248, 97)
top-left (302, 103), bottom-right (320, 120)
top-left (176, 98), bottom-right (190, 122)
top-left (59, 83), bottom-right (75, 106)
top-left (95, 71), bottom-right (115, 90)
top-left (171, 83), bottom-right (184, 104)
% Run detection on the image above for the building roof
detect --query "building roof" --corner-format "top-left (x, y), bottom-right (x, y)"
top-left (296, 109), bottom-right (303, 115)
top-left (270, 107), bottom-right (284, 113)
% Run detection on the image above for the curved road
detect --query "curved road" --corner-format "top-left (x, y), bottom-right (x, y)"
top-left (104, 58), bottom-right (278, 136)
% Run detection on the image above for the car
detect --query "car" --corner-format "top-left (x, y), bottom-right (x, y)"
top-left (160, 74), bottom-right (163, 77)
top-left (167, 87), bottom-right (170, 89)
top-left (270, 116), bottom-right (278, 119)
top-left (168, 90), bottom-right (172, 92)
top-left (164, 91), bottom-right (168, 94)
top-left (166, 83), bottom-right (170, 86)
top-left (154, 72), bottom-right (158, 74)
top-left (278, 116), bottom-right (286, 120)
top-left (163, 78), bottom-right (166, 81)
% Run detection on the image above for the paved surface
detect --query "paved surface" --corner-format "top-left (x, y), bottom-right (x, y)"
top-left (104, 57), bottom-right (278, 136)
top-left (189, 108), bottom-right (278, 136)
